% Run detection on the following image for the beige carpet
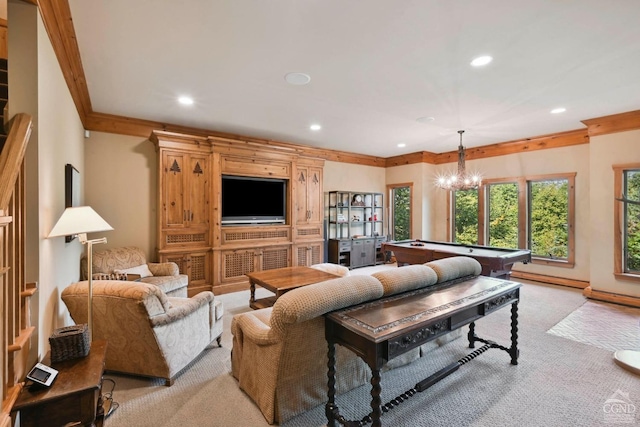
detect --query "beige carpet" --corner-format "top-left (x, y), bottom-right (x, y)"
top-left (104, 276), bottom-right (640, 427)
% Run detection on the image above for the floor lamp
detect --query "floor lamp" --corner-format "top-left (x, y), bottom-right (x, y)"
top-left (48, 206), bottom-right (113, 341)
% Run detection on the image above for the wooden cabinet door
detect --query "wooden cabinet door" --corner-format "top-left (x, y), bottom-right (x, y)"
top-left (161, 151), bottom-right (210, 230)
top-left (351, 239), bottom-right (364, 268)
top-left (221, 249), bottom-right (258, 283)
top-left (351, 239), bottom-right (375, 268)
top-left (220, 246), bottom-right (289, 282)
top-left (362, 238), bottom-right (376, 266)
top-left (188, 153), bottom-right (210, 228)
top-left (294, 242), bottom-right (323, 266)
top-left (295, 166), bottom-right (323, 225)
top-left (162, 251), bottom-right (211, 294)
top-left (162, 151), bottom-right (189, 228)
top-left (260, 245), bottom-right (291, 271)
top-left (307, 166), bottom-right (323, 223)
top-left (295, 167), bottom-right (309, 225)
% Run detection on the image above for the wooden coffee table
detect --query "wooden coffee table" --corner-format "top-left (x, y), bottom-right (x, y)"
top-left (246, 266), bottom-right (340, 309)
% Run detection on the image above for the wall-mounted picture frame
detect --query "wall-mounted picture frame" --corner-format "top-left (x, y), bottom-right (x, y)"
top-left (64, 164), bottom-right (80, 242)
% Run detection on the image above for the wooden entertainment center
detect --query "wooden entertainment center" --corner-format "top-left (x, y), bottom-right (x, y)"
top-left (150, 130), bottom-right (324, 295)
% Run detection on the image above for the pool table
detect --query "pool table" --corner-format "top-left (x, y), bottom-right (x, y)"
top-left (382, 239), bottom-right (531, 279)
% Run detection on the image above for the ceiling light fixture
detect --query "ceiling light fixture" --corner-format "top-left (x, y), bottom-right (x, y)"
top-left (310, 124), bottom-right (321, 131)
top-left (470, 55), bottom-right (493, 67)
top-left (178, 96), bottom-right (194, 105)
top-left (550, 107), bottom-right (566, 114)
top-left (285, 72), bottom-right (311, 85)
top-left (416, 116), bottom-right (435, 124)
top-left (435, 130), bottom-right (482, 191)
top-left (397, 143), bottom-right (406, 148)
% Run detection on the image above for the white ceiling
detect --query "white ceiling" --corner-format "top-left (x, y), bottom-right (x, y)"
top-left (68, 0), bottom-right (640, 157)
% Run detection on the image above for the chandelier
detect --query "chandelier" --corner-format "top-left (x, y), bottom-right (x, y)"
top-left (435, 130), bottom-right (482, 191)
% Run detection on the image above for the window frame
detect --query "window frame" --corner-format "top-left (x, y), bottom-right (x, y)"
top-left (613, 163), bottom-right (640, 283)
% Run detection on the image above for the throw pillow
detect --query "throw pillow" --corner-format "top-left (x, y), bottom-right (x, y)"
top-left (114, 264), bottom-right (154, 278)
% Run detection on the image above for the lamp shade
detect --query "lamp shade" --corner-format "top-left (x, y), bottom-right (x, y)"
top-left (48, 206), bottom-right (113, 238)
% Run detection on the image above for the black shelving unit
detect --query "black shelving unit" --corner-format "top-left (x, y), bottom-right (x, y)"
top-left (327, 191), bottom-right (386, 269)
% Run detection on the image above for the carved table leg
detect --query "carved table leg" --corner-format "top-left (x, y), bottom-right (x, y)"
top-left (468, 321), bottom-right (476, 348)
top-left (249, 281), bottom-right (256, 306)
top-left (510, 301), bottom-right (519, 365)
top-left (326, 339), bottom-right (337, 427)
top-left (370, 368), bottom-right (382, 427)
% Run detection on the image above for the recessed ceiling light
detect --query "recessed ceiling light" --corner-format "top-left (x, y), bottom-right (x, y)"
top-left (310, 124), bottom-right (321, 131)
top-left (416, 116), bottom-right (435, 124)
top-left (550, 107), bottom-right (566, 114)
top-left (470, 56), bottom-right (493, 67)
top-left (285, 72), bottom-right (311, 85)
top-left (397, 143), bottom-right (406, 148)
top-left (178, 96), bottom-right (194, 105)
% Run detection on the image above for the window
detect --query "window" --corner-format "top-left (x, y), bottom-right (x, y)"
top-left (614, 164), bottom-right (640, 280)
top-left (388, 184), bottom-right (412, 241)
top-left (453, 189), bottom-right (478, 244)
top-left (487, 182), bottom-right (519, 249)
top-left (528, 179), bottom-right (571, 260)
top-left (450, 173), bottom-right (575, 267)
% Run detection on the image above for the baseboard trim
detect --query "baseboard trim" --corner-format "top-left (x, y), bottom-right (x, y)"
top-left (510, 271), bottom-right (589, 289)
top-left (582, 286), bottom-right (640, 309)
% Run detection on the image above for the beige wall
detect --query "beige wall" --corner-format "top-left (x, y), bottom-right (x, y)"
top-left (84, 132), bottom-right (157, 258)
top-left (323, 160), bottom-right (386, 194)
top-left (589, 129), bottom-right (640, 298)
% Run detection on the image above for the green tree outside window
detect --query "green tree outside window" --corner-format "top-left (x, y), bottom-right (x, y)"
top-left (453, 189), bottom-right (478, 245)
top-left (624, 170), bottom-right (640, 272)
top-left (392, 186), bottom-right (411, 241)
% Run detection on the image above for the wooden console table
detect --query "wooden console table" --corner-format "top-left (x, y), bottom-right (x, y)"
top-left (13, 339), bottom-right (107, 427)
top-left (325, 277), bottom-right (521, 427)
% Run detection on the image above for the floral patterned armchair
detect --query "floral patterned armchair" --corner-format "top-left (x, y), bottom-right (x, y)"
top-left (81, 246), bottom-right (188, 297)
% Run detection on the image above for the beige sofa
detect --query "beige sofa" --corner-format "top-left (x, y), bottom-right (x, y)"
top-left (62, 280), bottom-right (223, 385)
top-left (81, 246), bottom-right (188, 297)
top-left (231, 256), bottom-right (482, 424)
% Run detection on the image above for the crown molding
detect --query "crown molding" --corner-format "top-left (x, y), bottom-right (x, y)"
top-left (434, 129), bottom-right (590, 165)
top-left (385, 151), bottom-right (439, 167)
top-left (90, 111), bottom-right (386, 167)
top-left (581, 109), bottom-right (640, 137)
top-left (38, 0), bottom-right (91, 123)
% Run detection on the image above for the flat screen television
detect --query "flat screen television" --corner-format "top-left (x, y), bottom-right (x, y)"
top-left (221, 175), bottom-right (287, 225)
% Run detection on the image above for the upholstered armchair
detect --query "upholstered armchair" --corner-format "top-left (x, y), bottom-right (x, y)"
top-left (81, 246), bottom-right (188, 297)
top-left (62, 280), bottom-right (223, 385)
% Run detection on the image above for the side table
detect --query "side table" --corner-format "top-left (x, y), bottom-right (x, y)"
top-left (12, 339), bottom-right (107, 427)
